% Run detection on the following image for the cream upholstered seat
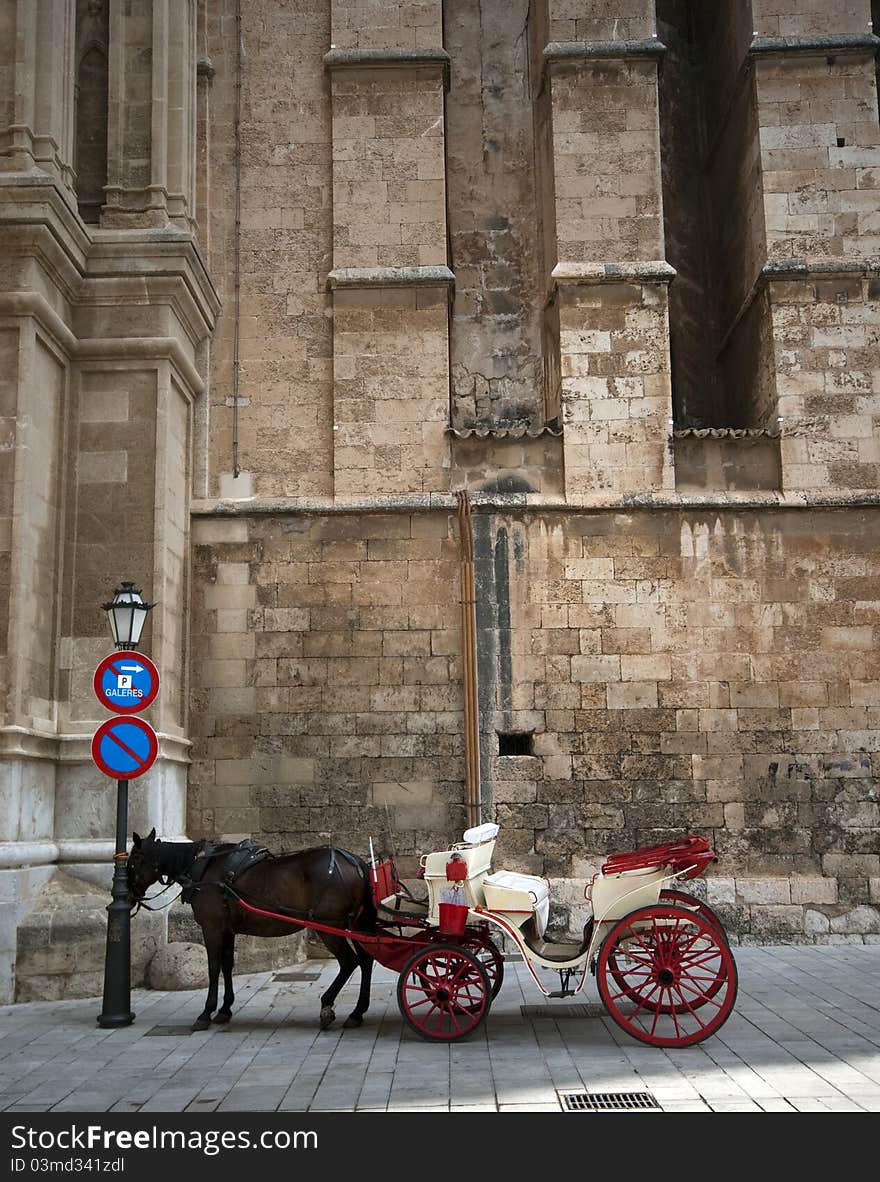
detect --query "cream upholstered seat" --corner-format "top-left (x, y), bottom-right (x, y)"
top-left (482, 870), bottom-right (550, 936)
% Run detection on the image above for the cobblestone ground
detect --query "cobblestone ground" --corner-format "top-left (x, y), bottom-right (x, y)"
top-left (1, 945), bottom-right (879, 1114)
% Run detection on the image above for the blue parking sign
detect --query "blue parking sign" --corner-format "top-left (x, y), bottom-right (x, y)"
top-left (93, 651), bottom-right (160, 714)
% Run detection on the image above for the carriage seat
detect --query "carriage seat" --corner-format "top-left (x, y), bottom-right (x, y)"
top-left (482, 870), bottom-right (551, 938)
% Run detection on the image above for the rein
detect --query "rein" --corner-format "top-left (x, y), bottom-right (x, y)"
top-left (130, 878), bottom-right (179, 914)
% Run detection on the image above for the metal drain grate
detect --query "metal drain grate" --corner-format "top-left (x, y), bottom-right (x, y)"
top-left (143, 1026), bottom-right (193, 1037)
top-left (273, 970), bottom-right (321, 981)
top-left (559, 1091), bottom-right (661, 1112)
top-left (521, 1004), bottom-right (605, 1019)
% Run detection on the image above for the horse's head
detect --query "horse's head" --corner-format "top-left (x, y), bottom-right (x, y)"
top-left (127, 827), bottom-right (160, 903)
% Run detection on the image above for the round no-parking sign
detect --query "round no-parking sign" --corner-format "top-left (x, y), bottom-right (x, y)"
top-left (91, 717), bottom-right (158, 780)
top-left (93, 651), bottom-right (160, 713)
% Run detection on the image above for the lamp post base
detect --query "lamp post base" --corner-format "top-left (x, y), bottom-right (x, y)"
top-left (97, 1011), bottom-right (136, 1028)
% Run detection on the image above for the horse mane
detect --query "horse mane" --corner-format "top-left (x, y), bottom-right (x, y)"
top-left (154, 838), bottom-right (202, 879)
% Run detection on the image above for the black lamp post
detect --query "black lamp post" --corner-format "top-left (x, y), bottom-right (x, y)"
top-left (96, 581), bottom-right (154, 1029)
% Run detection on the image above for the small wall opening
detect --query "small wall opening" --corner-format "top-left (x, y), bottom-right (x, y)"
top-left (497, 731), bottom-right (533, 756)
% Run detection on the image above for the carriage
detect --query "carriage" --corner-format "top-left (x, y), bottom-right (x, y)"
top-left (227, 822), bottom-right (738, 1047)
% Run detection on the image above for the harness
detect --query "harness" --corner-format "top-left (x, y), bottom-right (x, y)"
top-left (178, 838), bottom-right (272, 903)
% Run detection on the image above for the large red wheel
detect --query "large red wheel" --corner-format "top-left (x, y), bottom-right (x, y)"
top-left (608, 890), bottom-right (730, 1014)
top-left (397, 943), bottom-right (491, 1042)
top-left (596, 904), bottom-right (737, 1048)
top-left (660, 889), bottom-right (728, 940)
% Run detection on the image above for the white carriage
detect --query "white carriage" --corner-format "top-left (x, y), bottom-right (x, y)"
top-left (373, 822), bottom-right (737, 1046)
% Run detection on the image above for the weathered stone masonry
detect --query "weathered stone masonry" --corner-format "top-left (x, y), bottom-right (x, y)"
top-left (1, 0), bottom-right (879, 1002)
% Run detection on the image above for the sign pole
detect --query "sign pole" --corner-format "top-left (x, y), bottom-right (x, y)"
top-left (92, 653), bottom-right (160, 1030)
top-left (97, 778), bottom-right (135, 1027)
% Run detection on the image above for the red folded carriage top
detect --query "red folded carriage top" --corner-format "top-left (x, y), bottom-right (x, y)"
top-left (601, 835), bottom-right (716, 880)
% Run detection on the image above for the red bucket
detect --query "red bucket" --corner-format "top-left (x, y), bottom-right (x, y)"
top-left (438, 902), bottom-right (469, 937)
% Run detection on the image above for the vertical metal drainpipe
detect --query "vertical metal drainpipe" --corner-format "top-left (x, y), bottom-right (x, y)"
top-left (231, 0), bottom-right (242, 477)
top-left (457, 491), bottom-right (481, 828)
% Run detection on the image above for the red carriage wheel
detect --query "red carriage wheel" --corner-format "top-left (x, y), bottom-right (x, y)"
top-left (424, 927), bottom-right (504, 1000)
top-left (397, 943), bottom-right (492, 1041)
top-left (461, 931), bottom-right (504, 1001)
top-left (608, 890), bottom-right (730, 1014)
top-left (596, 904), bottom-right (738, 1048)
top-left (659, 889), bottom-right (728, 940)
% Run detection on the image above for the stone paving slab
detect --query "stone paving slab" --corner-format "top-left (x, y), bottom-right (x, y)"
top-left (0, 946), bottom-right (877, 1114)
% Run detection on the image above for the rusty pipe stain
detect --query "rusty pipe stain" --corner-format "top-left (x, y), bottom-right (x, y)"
top-left (457, 490), bottom-right (481, 828)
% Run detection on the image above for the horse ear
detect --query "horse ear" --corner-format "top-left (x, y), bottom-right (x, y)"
top-left (148, 827), bottom-right (156, 841)
top-left (132, 832), bottom-right (141, 847)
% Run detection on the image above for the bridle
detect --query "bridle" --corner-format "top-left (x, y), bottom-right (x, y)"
top-left (128, 862), bottom-right (180, 914)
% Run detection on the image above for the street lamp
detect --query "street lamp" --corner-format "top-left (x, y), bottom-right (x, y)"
top-left (96, 581), bottom-right (154, 1029)
top-left (102, 581), bottom-right (155, 650)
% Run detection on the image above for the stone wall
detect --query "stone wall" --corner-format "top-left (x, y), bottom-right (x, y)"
top-left (189, 512), bottom-right (465, 861)
top-left (445, 0), bottom-right (545, 431)
top-left (3, 0), bottom-right (880, 1008)
top-left (190, 505), bottom-right (880, 944)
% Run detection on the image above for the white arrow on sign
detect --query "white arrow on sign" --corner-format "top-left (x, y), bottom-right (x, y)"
top-left (119, 664), bottom-right (144, 673)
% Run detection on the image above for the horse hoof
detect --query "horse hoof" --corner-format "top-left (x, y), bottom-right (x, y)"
top-left (342, 1015), bottom-right (363, 1029)
top-left (191, 1018), bottom-right (211, 1032)
top-left (212, 1012), bottom-right (231, 1025)
top-left (319, 1006), bottom-right (336, 1030)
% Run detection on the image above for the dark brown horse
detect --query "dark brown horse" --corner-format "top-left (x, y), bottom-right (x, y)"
top-left (127, 829), bottom-right (376, 1032)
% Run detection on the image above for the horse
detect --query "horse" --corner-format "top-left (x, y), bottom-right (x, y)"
top-left (127, 829), bottom-right (376, 1032)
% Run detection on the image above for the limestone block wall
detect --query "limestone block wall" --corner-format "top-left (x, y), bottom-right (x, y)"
top-left (538, 2), bottom-right (676, 496)
top-left (558, 279), bottom-right (674, 494)
top-left (326, 0), bottom-right (451, 498)
top-left (189, 512), bottom-right (464, 863)
top-left (546, 0), bottom-right (655, 42)
top-left (331, 285), bottom-right (450, 496)
top-left (190, 504), bottom-right (880, 943)
top-left (752, 0), bottom-right (872, 37)
top-left (329, 1), bottom-right (443, 51)
top-left (480, 508), bottom-right (880, 942)
top-left (756, 55), bottom-right (880, 264)
top-left (203, 0), bottom-right (334, 498)
top-left (0, 326), bottom-right (67, 847)
top-left (445, 0), bottom-right (546, 432)
top-left (329, 67), bottom-right (446, 271)
top-left (751, 31), bottom-right (880, 489)
top-left (771, 273), bottom-right (880, 490)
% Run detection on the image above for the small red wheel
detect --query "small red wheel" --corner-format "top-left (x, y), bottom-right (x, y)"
top-left (424, 927), bottom-right (504, 1000)
top-left (596, 904), bottom-right (737, 1048)
top-left (397, 943), bottom-right (491, 1042)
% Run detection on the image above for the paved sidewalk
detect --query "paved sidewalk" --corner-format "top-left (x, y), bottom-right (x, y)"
top-left (1, 944), bottom-right (879, 1114)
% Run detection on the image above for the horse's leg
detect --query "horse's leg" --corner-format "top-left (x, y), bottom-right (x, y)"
top-left (317, 935), bottom-right (358, 1030)
top-left (342, 944), bottom-right (374, 1029)
top-left (212, 932), bottom-right (235, 1024)
top-left (193, 933), bottom-right (222, 1031)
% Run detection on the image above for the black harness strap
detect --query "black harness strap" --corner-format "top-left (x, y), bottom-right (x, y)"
top-left (177, 839), bottom-right (271, 903)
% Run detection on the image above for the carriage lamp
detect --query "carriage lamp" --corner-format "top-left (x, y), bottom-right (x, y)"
top-left (96, 581), bottom-right (155, 1029)
top-left (102, 581), bottom-right (155, 650)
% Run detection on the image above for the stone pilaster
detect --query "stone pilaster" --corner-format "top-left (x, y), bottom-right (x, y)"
top-left (0, 0), bottom-right (217, 999)
top-left (104, 0), bottom-right (197, 229)
top-left (327, 0), bottom-right (452, 498)
top-left (0, 0), bottom-right (77, 194)
top-left (749, 0), bottom-right (880, 491)
top-left (539, 2), bottom-right (675, 496)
